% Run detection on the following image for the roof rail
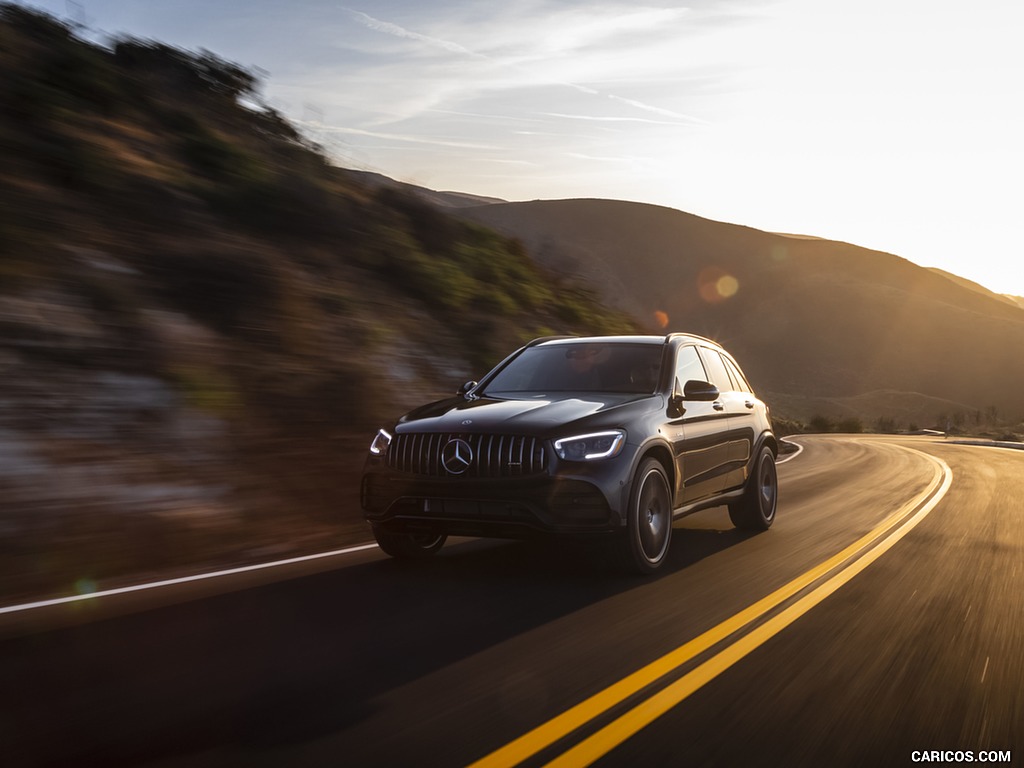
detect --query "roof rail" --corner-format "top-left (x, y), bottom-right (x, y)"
top-left (525, 335), bottom-right (577, 347)
top-left (664, 331), bottom-right (719, 346)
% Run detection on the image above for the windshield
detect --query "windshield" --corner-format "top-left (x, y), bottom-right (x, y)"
top-left (483, 342), bottom-right (663, 395)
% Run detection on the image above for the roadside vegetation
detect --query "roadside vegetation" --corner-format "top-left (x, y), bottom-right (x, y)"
top-left (0, 5), bottom-right (637, 602)
top-left (778, 411), bottom-right (1021, 441)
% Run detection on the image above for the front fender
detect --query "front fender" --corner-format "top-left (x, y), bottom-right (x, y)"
top-left (616, 437), bottom-right (677, 524)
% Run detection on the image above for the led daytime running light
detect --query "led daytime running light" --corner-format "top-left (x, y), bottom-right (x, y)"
top-left (370, 428), bottom-right (393, 455)
top-left (554, 430), bottom-right (625, 461)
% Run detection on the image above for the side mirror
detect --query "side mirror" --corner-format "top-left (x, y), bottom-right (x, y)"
top-left (457, 380), bottom-right (478, 397)
top-left (668, 393), bottom-right (686, 417)
top-left (683, 379), bottom-right (720, 402)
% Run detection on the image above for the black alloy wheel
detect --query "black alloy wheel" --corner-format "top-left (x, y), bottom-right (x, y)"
top-left (621, 457), bottom-right (673, 574)
top-left (372, 525), bottom-right (447, 558)
top-left (728, 446), bottom-right (778, 531)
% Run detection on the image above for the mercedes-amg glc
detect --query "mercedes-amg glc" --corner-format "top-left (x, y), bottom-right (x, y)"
top-left (361, 334), bottom-right (778, 574)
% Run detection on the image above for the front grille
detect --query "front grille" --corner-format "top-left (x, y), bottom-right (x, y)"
top-left (388, 433), bottom-right (547, 478)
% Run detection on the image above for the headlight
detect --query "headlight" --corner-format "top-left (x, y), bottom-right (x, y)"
top-left (369, 428), bottom-right (393, 455)
top-left (554, 430), bottom-right (626, 461)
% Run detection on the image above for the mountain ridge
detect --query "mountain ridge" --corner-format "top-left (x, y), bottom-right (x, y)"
top-left (457, 197), bottom-right (1024, 426)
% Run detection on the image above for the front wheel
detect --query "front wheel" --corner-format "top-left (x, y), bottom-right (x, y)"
top-left (372, 525), bottom-right (447, 559)
top-left (728, 446), bottom-right (778, 531)
top-left (617, 458), bottom-right (673, 575)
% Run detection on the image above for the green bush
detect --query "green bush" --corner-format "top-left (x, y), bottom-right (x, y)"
top-left (809, 415), bottom-right (833, 433)
top-left (181, 126), bottom-right (261, 180)
top-left (874, 416), bottom-right (899, 433)
top-left (403, 251), bottom-right (477, 311)
top-left (836, 417), bottom-right (864, 433)
top-left (113, 40), bottom-right (256, 101)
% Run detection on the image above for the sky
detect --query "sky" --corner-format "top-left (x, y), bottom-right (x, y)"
top-left (27, 0), bottom-right (1024, 297)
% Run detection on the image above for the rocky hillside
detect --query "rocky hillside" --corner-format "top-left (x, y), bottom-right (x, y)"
top-left (0, 5), bottom-right (636, 602)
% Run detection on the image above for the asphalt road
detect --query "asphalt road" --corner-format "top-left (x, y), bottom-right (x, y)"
top-left (3, 436), bottom-right (1021, 767)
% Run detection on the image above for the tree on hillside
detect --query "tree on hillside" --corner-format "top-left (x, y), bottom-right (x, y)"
top-left (113, 40), bottom-right (258, 100)
top-left (809, 415), bottom-right (833, 433)
top-left (836, 417), bottom-right (863, 433)
top-left (874, 416), bottom-right (898, 434)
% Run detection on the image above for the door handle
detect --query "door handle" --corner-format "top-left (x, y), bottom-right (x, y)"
top-left (713, 401), bottom-right (725, 411)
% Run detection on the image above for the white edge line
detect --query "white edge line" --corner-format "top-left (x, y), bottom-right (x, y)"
top-left (0, 543), bottom-right (380, 615)
top-left (777, 437), bottom-right (804, 464)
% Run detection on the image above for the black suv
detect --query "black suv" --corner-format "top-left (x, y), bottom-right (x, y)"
top-left (361, 334), bottom-right (778, 573)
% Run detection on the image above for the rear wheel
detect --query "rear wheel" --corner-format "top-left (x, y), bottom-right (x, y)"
top-left (618, 458), bottom-right (673, 574)
top-left (728, 446), bottom-right (777, 531)
top-left (372, 525), bottom-right (447, 558)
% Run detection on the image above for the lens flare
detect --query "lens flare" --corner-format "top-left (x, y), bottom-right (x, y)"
top-left (717, 275), bottom-right (739, 298)
top-left (654, 310), bottom-right (669, 328)
top-left (697, 267), bottom-right (740, 304)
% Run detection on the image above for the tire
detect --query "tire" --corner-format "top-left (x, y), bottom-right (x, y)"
top-left (372, 525), bottom-right (447, 559)
top-left (728, 446), bottom-right (778, 531)
top-left (618, 458), bottom-right (673, 575)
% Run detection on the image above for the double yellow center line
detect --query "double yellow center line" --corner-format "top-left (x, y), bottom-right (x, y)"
top-left (469, 443), bottom-right (952, 768)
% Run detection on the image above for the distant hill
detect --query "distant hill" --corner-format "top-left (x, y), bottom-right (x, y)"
top-left (459, 198), bottom-right (1024, 427)
top-left (342, 169), bottom-right (508, 208)
top-left (927, 268), bottom-right (1023, 310)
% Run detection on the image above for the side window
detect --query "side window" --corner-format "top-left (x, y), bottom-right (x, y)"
top-left (723, 356), bottom-right (753, 394)
top-left (674, 345), bottom-right (707, 392)
top-left (698, 348), bottom-right (733, 392)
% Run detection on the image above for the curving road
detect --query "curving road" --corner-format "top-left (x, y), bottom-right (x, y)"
top-left (3, 436), bottom-right (1022, 767)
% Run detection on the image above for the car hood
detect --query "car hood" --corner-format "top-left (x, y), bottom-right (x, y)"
top-left (396, 394), bottom-right (661, 438)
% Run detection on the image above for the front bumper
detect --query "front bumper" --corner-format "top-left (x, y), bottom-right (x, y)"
top-left (361, 460), bottom-right (627, 538)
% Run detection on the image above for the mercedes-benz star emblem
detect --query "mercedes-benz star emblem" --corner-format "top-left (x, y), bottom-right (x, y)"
top-left (441, 438), bottom-right (474, 475)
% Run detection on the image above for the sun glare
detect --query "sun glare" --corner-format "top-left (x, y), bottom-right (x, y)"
top-left (697, 267), bottom-right (739, 304)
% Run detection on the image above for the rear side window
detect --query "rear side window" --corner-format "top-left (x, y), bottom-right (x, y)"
top-left (698, 348), bottom-right (734, 392)
top-left (723, 356), bottom-right (753, 394)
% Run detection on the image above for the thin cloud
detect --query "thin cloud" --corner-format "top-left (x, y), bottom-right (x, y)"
top-left (428, 108), bottom-right (543, 125)
top-left (607, 95), bottom-right (710, 125)
top-left (514, 130), bottom-right (598, 137)
top-left (478, 158), bottom-right (540, 166)
top-left (341, 6), bottom-right (703, 127)
top-left (565, 151), bottom-right (637, 164)
top-left (295, 120), bottom-right (500, 150)
top-left (542, 112), bottom-right (692, 126)
top-left (344, 9), bottom-right (486, 59)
